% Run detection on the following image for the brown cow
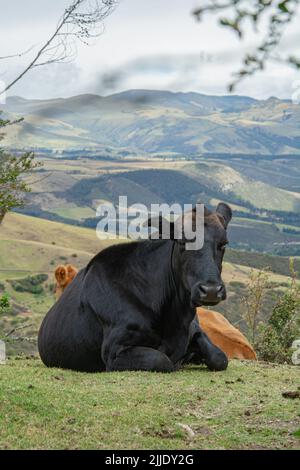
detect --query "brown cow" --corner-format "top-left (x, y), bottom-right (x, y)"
top-left (54, 264), bottom-right (78, 300)
top-left (197, 307), bottom-right (257, 360)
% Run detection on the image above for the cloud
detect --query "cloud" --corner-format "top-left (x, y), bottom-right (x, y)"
top-left (5, 62), bottom-right (84, 99)
top-left (90, 52), bottom-right (229, 95)
top-left (2, 0), bottom-right (300, 100)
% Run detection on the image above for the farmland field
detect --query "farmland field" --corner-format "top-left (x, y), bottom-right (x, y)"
top-left (0, 358), bottom-right (299, 450)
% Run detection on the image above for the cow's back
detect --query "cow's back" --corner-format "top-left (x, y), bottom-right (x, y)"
top-left (197, 308), bottom-right (257, 360)
top-left (38, 269), bottom-right (105, 371)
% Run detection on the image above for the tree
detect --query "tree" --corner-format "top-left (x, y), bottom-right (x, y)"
top-left (193, 0), bottom-right (300, 90)
top-left (0, 116), bottom-right (40, 224)
top-left (0, 0), bottom-right (118, 97)
top-left (242, 268), bottom-right (270, 343)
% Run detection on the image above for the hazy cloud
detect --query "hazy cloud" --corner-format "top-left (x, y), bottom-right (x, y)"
top-left (1, 0), bottom-right (300, 100)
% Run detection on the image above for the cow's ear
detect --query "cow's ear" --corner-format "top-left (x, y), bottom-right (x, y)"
top-left (216, 203), bottom-right (232, 228)
top-left (144, 216), bottom-right (175, 240)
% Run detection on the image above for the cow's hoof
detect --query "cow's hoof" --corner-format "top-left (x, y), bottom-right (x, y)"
top-left (206, 351), bottom-right (228, 371)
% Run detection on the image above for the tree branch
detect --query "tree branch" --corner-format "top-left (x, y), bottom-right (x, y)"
top-left (0, 0), bottom-right (118, 97)
top-left (5, 323), bottom-right (33, 338)
top-left (192, 0), bottom-right (300, 91)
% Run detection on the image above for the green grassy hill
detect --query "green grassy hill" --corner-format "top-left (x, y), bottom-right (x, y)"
top-left (0, 358), bottom-right (299, 450)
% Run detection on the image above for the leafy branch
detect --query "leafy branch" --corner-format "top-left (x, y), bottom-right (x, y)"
top-left (0, 115), bottom-right (41, 224)
top-left (193, 0), bottom-right (300, 90)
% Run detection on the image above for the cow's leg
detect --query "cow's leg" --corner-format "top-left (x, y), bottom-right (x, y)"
top-left (106, 346), bottom-right (175, 372)
top-left (187, 319), bottom-right (228, 371)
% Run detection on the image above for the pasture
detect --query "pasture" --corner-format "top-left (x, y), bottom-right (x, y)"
top-left (0, 358), bottom-right (299, 450)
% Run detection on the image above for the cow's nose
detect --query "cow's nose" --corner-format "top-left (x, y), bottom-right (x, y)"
top-left (198, 284), bottom-right (226, 303)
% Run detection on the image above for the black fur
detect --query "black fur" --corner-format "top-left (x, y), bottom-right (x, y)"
top-left (38, 204), bottom-right (232, 373)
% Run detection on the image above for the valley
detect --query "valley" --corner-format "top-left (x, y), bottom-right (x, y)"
top-left (15, 153), bottom-right (300, 255)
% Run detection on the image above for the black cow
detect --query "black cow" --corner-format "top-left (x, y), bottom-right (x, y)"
top-left (38, 203), bottom-right (232, 373)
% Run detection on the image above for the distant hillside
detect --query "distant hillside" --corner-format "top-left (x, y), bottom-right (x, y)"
top-left (41, 166), bottom-right (300, 254)
top-left (2, 90), bottom-right (300, 155)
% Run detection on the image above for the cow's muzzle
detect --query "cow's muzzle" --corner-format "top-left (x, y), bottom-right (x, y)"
top-left (191, 283), bottom-right (226, 307)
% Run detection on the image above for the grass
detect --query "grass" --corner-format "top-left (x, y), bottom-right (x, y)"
top-left (0, 212), bottom-right (127, 283)
top-left (232, 181), bottom-right (300, 212)
top-left (51, 206), bottom-right (96, 221)
top-left (184, 161), bottom-right (300, 212)
top-left (225, 249), bottom-right (300, 277)
top-left (0, 212), bottom-right (109, 254)
top-left (0, 359), bottom-right (299, 450)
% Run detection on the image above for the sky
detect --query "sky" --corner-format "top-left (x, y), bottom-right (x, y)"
top-left (0, 0), bottom-right (300, 101)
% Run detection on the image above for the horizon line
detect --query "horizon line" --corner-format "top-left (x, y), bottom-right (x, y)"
top-left (4, 88), bottom-right (292, 104)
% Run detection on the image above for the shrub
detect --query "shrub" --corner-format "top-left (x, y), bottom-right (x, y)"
top-left (255, 259), bottom-right (300, 363)
top-left (10, 274), bottom-right (48, 295)
top-left (241, 269), bottom-right (270, 344)
top-left (255, 286), bottom-right (300, 363)
top-left (0, 292), bottom-right (10, 312)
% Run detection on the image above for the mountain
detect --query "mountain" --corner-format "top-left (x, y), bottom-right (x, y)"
top-left (2, 90), bottom-right (300, 155)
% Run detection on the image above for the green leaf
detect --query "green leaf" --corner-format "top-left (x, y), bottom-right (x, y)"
top-left (278, 2), bottom-right (289, 13)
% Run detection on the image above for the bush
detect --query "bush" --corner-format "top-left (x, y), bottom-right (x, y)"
top-left (0, 292), bottom-right (10, 312)
top-left (255, 286), bottom-right (300, 363)
top-left (242, 269), bottom-right (270, 344)
top-left (10, 274), bottom-right (48, 295)
top-left (255, 259), bottom-right (300, 363)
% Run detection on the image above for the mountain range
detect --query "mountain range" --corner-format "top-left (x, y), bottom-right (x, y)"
top-left (2, 90), bottom-right (300, 155)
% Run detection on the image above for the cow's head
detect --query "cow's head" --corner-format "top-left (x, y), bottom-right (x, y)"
top-left (178, 203), bottom-right (232, 307)
top-left (55, 265), bottom-right (68, 287)
top-left (148, 202), bottom-right (232, 307)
